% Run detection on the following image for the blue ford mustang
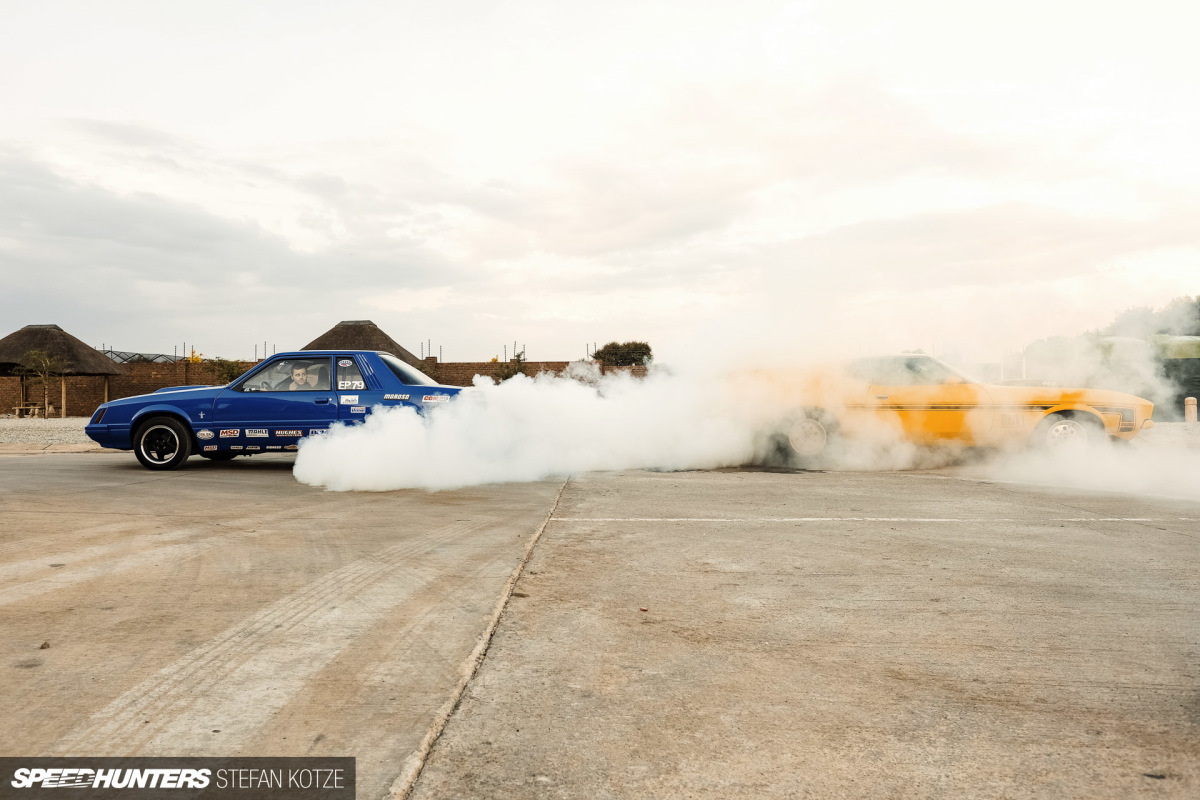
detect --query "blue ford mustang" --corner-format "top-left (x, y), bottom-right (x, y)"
top-left (85, 350), bottom-right (463, 470)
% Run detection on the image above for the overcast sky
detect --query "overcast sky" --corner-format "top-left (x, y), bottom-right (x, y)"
top-left (1, 0), bottom-right (1196, 364)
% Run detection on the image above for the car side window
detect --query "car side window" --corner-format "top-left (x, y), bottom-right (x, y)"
top-left (237, 358), bottom-right (332, 392)
top-left (336, 357), bottom-right (366, 391)
top-left (904, 358), bottom-right (953, 386)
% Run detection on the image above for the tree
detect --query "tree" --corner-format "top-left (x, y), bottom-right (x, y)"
top-left (15, 350), bottom-right (66, 414)
top-left (592, 341), bottom-right (653, 367)
top-left (207, 357), bottom-right (248, 385)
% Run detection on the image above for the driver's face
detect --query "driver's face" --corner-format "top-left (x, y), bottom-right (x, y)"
top-left (292, 368), bottom-right (307, 385)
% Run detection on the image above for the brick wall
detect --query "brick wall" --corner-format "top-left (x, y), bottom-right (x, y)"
top-left (1, 359), bottom-right (649, 417)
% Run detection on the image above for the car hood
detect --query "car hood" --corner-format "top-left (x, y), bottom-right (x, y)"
top-left (105, 385), bottom-right (225, 407)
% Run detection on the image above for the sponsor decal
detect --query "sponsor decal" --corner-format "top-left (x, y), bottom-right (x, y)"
top-left (246, 446), bottom-right (261, 451)
top-left (422, 394), bottom-right (450, 403)
top-left (219, 429), bottom-right (239, 438)
top-left (308, 429), bottom-right (329, 436)
top-left (267, 445), bottom-right (282, 450)
top-left (338, 380), bottom-right (365, 390)
top-left (340, 395), bottom-right (358, 404)
top-left (384, 393), bottom-right (410, 401)
top-left (274, 430), bottom-right (303, 437)
top-left (285, 445), bottom-right (299, 451)
top-left (350, 406), bottom-right (366, 414)
top-left (203, 445), bottom-right (217, 452)
top-left (246, 429), bottom-right (268, 438)
top-left (230, 445), bottom-right (244, 450)
top-left (338, 359), bottom-right (354, 367)
top-left (196, 429), bottom-right (214, 440)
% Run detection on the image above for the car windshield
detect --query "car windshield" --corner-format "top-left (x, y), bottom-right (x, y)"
top-left (847, 356), bottom-right (976, 386)
top-left (379, 353), bottom-right (439, 386)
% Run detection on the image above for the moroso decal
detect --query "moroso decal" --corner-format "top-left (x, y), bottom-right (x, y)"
top-left (340, 395), bottom-right (358, 404)
top-left (267, 445), bottom-right (282, 450)
top-left (351, 406), bottom-right (366, 414)
top-left (196, 429), bottom-right (215, 440)
top-left (274, 429), bottom-right (303, 437)
top-left (422, 394), bottom-right (450, 403)
top-left (203, 445), bottom-right (217, 451)
top-left (384, 393), bottom-right (410, 401)
top-left (219, 429), bottom-right (239, 438)
top-left (246, 429), bottom-right (268, 437)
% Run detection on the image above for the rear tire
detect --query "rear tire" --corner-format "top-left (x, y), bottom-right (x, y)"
top-left (771, 408), bottom-right (839, 466)
top-left (133, 416), bottom-right (192, 470)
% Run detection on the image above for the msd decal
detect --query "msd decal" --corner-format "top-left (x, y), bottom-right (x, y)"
top-left (219, 429), bottom-right (239, 438)
top-left (422, 395), bottom-right (450, 403)
top-left (196, 429), bottom-right (215, 440)
top-left (203, 445), bottom-right (217, 452)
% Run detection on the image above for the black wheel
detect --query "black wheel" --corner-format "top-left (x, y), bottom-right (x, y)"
top-left (1033, 413), bottom-right (1101, 449)
top-left (133, 416), bottom-right (192, 470)
top-left (200, 452), bottom-right (237, 461)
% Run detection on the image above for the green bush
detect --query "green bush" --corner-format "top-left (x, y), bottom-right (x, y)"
top-left (593, 341), bottom-right (652, 367)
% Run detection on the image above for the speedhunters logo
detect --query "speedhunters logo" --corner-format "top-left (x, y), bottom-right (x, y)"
top-left (1, 759), bottom-right (353, 799)
top-left (11, 769), bottom-right (209, 789)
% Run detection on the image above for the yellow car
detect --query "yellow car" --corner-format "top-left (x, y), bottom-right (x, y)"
top-left (748, 354), bottom-right (1154, 461)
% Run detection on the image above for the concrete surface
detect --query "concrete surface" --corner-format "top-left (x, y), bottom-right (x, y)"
top-left (0, 452), bottom-right (564, 799)
top-left (410, 468), bottom-right (1200, 799)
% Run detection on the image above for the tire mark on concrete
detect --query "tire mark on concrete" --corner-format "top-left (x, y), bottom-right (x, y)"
top-left (48, 518), bottom-right (495, 756)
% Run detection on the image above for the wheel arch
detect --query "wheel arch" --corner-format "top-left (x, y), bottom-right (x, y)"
top-left (1039, 405), bottom-right (1107, 429)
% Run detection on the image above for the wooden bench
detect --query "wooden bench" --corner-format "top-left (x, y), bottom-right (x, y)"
top-left (13, 405), bottom-right (43, 418)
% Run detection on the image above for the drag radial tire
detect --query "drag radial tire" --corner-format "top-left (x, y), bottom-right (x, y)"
top-left (133, 416), bottom-right (192, 471)
top-left (781, 408), bottom-right (840, 465)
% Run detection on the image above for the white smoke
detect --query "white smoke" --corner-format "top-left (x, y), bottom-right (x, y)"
top-left (978, 423), bottom-right (1200, 503)
top-left (293, 361), bottom-right (1200, 501)
top-left (293, 365), bottom-right (757, 492)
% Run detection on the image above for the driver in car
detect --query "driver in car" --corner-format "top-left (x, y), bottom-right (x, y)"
top-left (287, 364), bottom-right (317, 390)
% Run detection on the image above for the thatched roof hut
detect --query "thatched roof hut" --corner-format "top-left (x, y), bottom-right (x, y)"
top-left (302, 320), bottom-right (423, 368)
top-left (0, 324), bottom-right (124, 418)
top-left (0, 324), bottom-right (124, 376)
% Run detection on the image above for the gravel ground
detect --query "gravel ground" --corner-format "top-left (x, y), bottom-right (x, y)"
top-left (0, 418), bottom-right (91, 445)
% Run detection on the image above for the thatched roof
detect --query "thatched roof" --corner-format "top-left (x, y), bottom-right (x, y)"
top-left (0, 324), bottom-right (125, 376)
top-left (302, 320), bottom-right (423, 367)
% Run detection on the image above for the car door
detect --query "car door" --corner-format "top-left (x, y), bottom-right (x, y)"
top-left (335, 355), bottom-right (383, 423)
top-left (211, 356), bottom-right (338, 451)
top-left (868, 356), bottom-right (993, 444)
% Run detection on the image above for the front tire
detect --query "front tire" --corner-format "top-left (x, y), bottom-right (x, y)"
top-left (1034, 413), bottom-right (1101, 449)
top-left (133, 416), bottom-right (192, 470)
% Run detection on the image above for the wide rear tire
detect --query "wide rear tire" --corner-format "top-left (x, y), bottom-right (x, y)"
top-left (1034, 413), bottom-right (1101, 449)
top-left (133, 416), bottom-right (192, 471)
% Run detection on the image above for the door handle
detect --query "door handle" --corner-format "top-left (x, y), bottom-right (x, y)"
top-left (314, 397), bottom-right (332, 404)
